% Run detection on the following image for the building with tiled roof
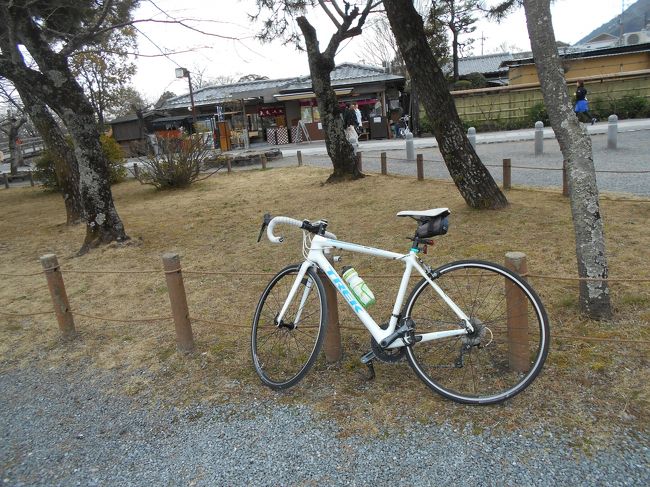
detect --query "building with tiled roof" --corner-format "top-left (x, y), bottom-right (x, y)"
top-left (110, 63), bottom-right (405, 152)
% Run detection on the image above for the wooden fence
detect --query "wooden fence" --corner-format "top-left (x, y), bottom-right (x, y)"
top-left (2, 248), bottom-right (650, 358)
top-left (448, 71), bottom-right (650, 126)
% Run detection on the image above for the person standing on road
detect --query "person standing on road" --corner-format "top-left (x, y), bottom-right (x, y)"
top-left (343, 103), bottom-right (359, 152)
top-left (343, 103), bottom-right (356, 128)
top-left (575, 80), bottom-right (597, 125)
top-left (353, 102), bottom-right (362, 133)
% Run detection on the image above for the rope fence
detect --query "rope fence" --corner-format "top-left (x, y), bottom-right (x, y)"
top-left (2, 252), bottom-right (649, 357)
top-left (334, 150), bottom-right (650, 202)
top-left (381, 155), bottom-right (650, 174)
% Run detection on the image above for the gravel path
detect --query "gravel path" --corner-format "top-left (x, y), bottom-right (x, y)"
top-left (1, 366), bottom-right (648, 486)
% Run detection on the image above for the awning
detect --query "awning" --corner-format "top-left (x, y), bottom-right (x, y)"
top-left (274, 88), bottom-right (353, 101)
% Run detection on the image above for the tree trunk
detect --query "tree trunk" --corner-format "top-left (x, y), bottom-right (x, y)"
top-left (384, 0), bottom-right (508, 209)
top-left (18, 86), bottom-right (83, 224)
top-left (523, 0), bottom-right (611, 319)
top-left (452, 31), bottom-right (460, 82)
top-left (0, 6), bottom-right (128, 252)
top-left (0, 15), bottom-right (129, 252)
top-left (1, 66), bottom-right (128, 252)
top-left (3, 119), bottom-right (25, 175)
top-left (8, 127), bottom-right (20, 176)
top-left (297, 17), bottom-right (362, 182)
top-left (56, 82), bottom-right (129, 252)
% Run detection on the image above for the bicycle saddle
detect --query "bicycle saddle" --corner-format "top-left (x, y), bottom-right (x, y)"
top-left (396, 208), bottom-right (450, 219)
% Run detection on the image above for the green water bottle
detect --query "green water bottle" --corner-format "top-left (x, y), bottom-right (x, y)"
top-left (342, 266), bottom-right (376, 308)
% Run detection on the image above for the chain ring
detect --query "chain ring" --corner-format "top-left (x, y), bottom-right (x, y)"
top-left (370, 322), bottom-right (406, 363)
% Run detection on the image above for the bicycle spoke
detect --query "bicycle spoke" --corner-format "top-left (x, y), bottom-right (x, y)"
top-left (252, 266), bottom-right (326, 389)
top-left (405, 261), bottom-right (548, 404)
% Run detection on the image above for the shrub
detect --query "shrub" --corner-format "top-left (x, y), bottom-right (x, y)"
top-left (452, 80), bottom-right (473, 91)
top-left (135, 135), bottom-right (212, 189)
top-left (100, 134), bottom-right (127, 184)
top-left (464, 72), bottom-right (487, 89)
top-left (32, 149), bottom-right (60, 192)
top-left (590, 97), bottom-right (610, 120)
top-left (419, 114), bottom-right (434, 135)
top-left (617, 94), bottom-right (649, 119)
top-left (528, 102), bottom-right (550, 126)
top-left (33, 135), bottom-right (126, 190)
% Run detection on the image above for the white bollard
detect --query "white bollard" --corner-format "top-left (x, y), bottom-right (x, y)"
top-left (534, 121), bottom-right (544, 156)
top-left (467, 127), bottom-right (476, 148)
top-left (607, 114), bottom-right (618, 150)
top-left (405, 130), bottom-right (415, 162)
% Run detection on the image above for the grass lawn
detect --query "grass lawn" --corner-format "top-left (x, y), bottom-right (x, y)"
top-left (1, 166), bottom-right (648, 441)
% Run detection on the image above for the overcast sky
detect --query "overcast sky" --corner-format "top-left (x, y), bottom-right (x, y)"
top-left (131, 0), bottom-right (626, 103)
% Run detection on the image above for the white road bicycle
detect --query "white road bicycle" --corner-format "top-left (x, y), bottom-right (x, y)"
top-left (251, 209), bottom-right (550, 405)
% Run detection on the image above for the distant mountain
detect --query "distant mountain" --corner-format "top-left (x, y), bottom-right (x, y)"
top-left (576, 0), bottom-right (650, 44)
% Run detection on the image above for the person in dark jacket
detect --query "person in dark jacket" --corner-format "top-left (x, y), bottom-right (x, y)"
top-left (343, 103), bottom-right (357, 128)
top-left (575, 80), bottom-right (597, 125)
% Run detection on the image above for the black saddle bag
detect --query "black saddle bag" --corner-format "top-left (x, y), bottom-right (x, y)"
top-left (416, 215), bottom-right (449, 238)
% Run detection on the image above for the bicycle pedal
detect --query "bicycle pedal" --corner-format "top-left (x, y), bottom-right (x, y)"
top-left (360, 351), bottom-right (376, 364)
top-left (364, 361), bottom-right (376, 381)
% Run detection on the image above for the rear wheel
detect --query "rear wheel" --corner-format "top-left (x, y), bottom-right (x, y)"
top-left (404, 260), bottom-right (549, 405)
top-left (251, 264), bottom-right (327, 389)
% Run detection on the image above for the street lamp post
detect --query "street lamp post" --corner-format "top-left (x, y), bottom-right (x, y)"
top-left (175, 67), bottom-right (197, 126)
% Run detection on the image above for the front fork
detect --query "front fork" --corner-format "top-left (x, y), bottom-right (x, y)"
top-left (275, 261), bottom-right (314, 328)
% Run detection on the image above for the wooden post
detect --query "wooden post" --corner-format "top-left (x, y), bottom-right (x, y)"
top-left (133, 163), bottom-right (140, 179)
top-left (504, 252), bottom-right (529, 373)
top-left (356, 152), bottom-right (363, 173)
top-left (260, 154), bottom-right (267, 170)
top-left (319, 270), bottom-right (342, 363)
top-left (162, 253), bottom-right (194, 352)
top-left (380, 152), bottom-right (387, 175)
top-left (3, 173), bottom-right (8, 189)
top-left (40, 254), bottom-right (75, 338)
top-left (226, 159), bottom-right (232, 174)
top-left (562, 160), bottom-right (569, 197)
top-left (416, 154), bottom-right (424, 181)
top-left (28, 170), bottom-right (34, 187)
top-left (503, 158), bottom-right (511, 190)
top-left (297, 150), bottom-right (303, 166)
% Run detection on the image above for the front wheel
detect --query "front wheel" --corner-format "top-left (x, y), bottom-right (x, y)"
top-left (404, 260), bottom-right (549, 405)
top-left (251, 264), bottom-right (328, 389)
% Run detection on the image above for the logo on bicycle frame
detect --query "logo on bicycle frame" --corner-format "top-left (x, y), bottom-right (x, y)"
top-left (325, 268), bottom-right (363, 313)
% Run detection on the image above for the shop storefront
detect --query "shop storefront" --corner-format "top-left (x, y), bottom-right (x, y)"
top-left (129, 63), bottom-right (406, 149)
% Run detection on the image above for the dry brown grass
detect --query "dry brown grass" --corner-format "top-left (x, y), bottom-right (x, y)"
top-left (1, 166), bottom-right (648, 442)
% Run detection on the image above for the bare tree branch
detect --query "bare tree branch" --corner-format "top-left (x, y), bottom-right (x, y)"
top-left (318, 0), bottom-right (341, 27)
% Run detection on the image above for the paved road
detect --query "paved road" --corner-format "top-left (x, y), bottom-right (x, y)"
top-left (271, 119), bottom-right (650, 197)
top-left (3, 119), bottom-right (648, 195)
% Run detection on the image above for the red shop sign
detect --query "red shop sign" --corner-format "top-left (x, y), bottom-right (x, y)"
top-left (259, 106), bottom-right (285, 117)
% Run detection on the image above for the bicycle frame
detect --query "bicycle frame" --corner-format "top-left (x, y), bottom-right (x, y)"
top-left (275, 234), bottom-right (472, 348)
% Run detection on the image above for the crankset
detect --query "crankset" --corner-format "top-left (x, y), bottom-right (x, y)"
top-left (370, 321), bottom-right (407, 363)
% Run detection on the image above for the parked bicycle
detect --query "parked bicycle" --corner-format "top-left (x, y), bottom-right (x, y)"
top-left (251, 210), bottom-right (550, 405)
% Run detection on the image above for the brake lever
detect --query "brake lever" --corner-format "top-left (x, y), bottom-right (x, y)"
top-left (257, 213), bottom-right (272, 242)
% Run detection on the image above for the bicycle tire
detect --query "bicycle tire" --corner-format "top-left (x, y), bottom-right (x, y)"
top-left (251, 264), bottom-right (328, 389)
top-left (403, 260), bottom-right (549, 405)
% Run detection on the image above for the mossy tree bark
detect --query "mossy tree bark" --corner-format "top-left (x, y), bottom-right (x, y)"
top-left (18, 88), bottom-right (83, 224)
top-left (383, 0), bottom-right (508, 209)
top-left (522, 0), bottom-right (611, 319)
top-left (0, 5), bottom-right (128, 252)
